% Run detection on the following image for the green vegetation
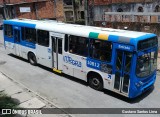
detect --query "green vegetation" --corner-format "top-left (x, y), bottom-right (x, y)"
top-left (0, 92), bottom-right (18, 117)
top-left (0, 92), bottom-right (18, 108)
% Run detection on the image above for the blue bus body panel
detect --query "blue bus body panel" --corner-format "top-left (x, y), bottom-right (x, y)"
top-left (130, 33), bottom-right (157, 50)
top-left (4, 36), bottom-right (14, 43)
top-left (20, 41), bottom-right (36, 49)
top-left (129, 73), bottom-right (156, 98)
top-left (108, 35), bottom-right (119, 42)
top-left (114, 43), bottom-right (134, 51)
top-left (3, 20), bottom-right (36, 28)
top-left (3, 20), bottom-right (36, 49)
top-left (86, 58), bottom-right (101, 70)
top-left (128, 46), bottom-right (157, 98)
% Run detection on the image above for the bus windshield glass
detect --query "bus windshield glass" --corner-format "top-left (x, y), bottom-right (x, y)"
top-left (136, 50), bottom-right (157, 78)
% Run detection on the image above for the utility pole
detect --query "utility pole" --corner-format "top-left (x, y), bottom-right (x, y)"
top-left (88, 0), bottom-right (94, 26)
top-left (34, 2), bottom-right (38, 19)
top-left (53, 0), bottom-right (57, 20)
top-left (84, 0), bottom-right (88, 25)
top-left (72, 0), bottom-right (76, 23)
top-left (3, 0), bottom-right (7, 19)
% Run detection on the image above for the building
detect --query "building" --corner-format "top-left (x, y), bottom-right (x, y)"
top-left (0, 0), bottom-right (85, 24)
top-left (63, 0), bottom-right (85, 24)
top-left (89, 0), bottom-right (160, 36)
top-left (0, 0), bottom-right (64, 21)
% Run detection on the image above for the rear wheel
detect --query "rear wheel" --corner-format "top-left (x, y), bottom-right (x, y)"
top-left (88, 74), bottom-right (103, 91)
top-left (28, 53), bottom-right (37, 65)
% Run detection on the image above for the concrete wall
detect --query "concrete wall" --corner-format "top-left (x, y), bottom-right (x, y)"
top-left (89, 0), bottom-right (156, 5)
top-left (93, 1), bottom-right (160, 21)
top-left (91, 0), bottom-right (160, 36)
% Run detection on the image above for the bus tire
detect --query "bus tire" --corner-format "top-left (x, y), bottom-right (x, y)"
top-left (88, 74), bottom-right (103, 91)
top-left (28, 52), bottom-right (37, 66)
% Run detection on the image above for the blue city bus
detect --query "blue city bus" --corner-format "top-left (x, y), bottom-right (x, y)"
top-left (3, 19), bottom-right (158, 98)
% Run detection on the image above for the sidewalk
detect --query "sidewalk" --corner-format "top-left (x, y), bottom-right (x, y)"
top-left (0, 72), bottom-right (70, 117)
top-left (0, 72), bottom-right (46, 116)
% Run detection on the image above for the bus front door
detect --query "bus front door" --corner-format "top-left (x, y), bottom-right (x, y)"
top-left (14, 28), bottom-right (21, 56)
top-left (114, 50), bottom-right (132, 95)
top-left (52, 37), bottom-right (63, 72)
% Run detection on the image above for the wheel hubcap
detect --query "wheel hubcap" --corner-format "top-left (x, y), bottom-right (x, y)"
top-left (92, 78), bottom-right (100, 86)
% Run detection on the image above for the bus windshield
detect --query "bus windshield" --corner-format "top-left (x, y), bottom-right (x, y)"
top-left (136, 50), bottom-right (157, 78)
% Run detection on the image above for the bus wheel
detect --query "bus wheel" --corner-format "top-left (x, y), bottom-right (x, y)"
top-left (88, 75), bottom-right (103, 91)
top-left (28, 53), bottom-right (37, 66)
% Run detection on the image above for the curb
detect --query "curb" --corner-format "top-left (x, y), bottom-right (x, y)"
top-left (0, 72), bottom-right (72, 117)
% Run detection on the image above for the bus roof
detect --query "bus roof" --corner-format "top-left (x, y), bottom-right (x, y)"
top-left (3, 19), bottom-right (157, 47)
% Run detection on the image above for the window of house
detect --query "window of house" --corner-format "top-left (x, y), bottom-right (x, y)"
top-left (4, 24), bottom-right (13, 37)
top-left (22, 27), bottom-right (36, 43)
top-left (64, 0), bottom-right (72, 5)
top-left (138, 6), bottom-right (143, 12)
top-left (80, 0), bottom-right (83, 5)
top-left (37, 30), bottom-right (49, 47)
top-left (117, 8), bottom-right (123, 12)
top-left (155, 5), bottom-right (160, 12)
top-left (65, 11), bottom-right (74, 22)
top-left (81, 11), bottom-right (84, 19)
top-left (69, 35), bottom-right (88, 57)
top-left (89, 39), bottom-right (112, 62)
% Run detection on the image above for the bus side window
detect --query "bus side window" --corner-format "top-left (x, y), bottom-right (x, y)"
top-left (64, 34), bottom-right (68, 52)
top-left (4, 24), bottom-right (13, 37)
top-left (69, 35), bottom-right (88, 57)
top-left (89, 39), bottom-right (112, 62)
top-left (22, 27), bottom-right (36, 43)
top-left (37, 30), bottom-right (49, 47)
top-left (77, 37), bottom-right (88, 56)
top-left (69, 35), bottom-right (77, 53)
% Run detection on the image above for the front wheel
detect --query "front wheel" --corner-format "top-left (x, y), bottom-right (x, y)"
top-left (89, 75), bottom-right (103, 91)
top-left (28, 53), bottom-right (37, 66)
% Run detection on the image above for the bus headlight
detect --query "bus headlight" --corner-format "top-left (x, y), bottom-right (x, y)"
top-left (135, 81), bottom-right (143, 88)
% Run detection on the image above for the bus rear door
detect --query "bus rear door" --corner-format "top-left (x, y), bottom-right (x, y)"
top-left (113, 50), bottom-right (132, 96)
top-left (51, 32), bottom-right (64, 73)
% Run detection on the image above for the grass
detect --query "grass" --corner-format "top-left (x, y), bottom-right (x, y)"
top-left (0, 92), bottom-right (18, 108)
top-left (0, 92), bottom-right (19, 117)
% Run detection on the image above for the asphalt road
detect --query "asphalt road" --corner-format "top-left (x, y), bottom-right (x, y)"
top-left (0, 30), bottom-right (160, 117)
